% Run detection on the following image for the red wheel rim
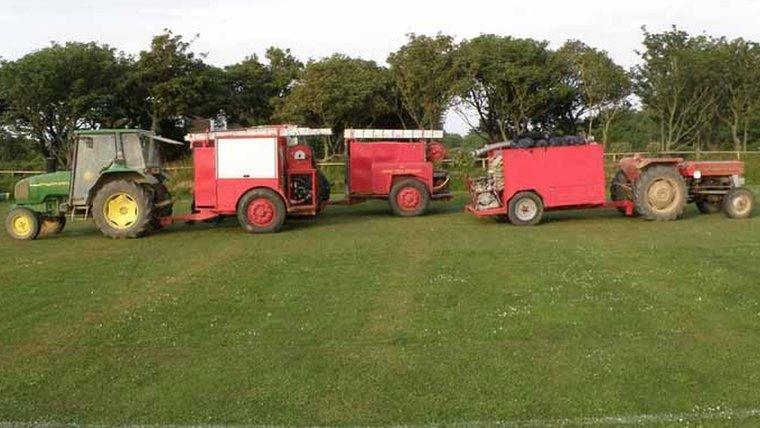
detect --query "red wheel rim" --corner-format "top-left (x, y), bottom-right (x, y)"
top-left (396, 187), bottom-right (421, 211)
top-left (246, 198), bottom-right (275, 227)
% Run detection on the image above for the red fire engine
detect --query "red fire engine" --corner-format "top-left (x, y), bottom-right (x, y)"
top-left (339, 129), bottom-right (451, 216)
top-left (181, 126), bottom-right (331, 233)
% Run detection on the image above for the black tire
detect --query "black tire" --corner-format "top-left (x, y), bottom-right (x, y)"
top-left (610, 170), bottom-right (633, 214)
top-left (5, 207), bottom-right (41, 240)
top-left (632, 165), bottom-right (687, 221)
top-left (149, 183), bottom-right (173, 230)
top-left (92, 179), bottom-right (153, 239)
top-left (722, 187), bottom-right (754, 219)
top-left (237, 188), bottom-right (286, 233)
top-left (696, 196), bottom-right (723, 214)
top-left (507, 191), bottom-right (544, 226)
top-left (389, 178), bottom-right (430, 217)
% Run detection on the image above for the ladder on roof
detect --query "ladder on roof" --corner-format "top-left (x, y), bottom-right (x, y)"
top-left (344, 129), bottom-right (444, 140)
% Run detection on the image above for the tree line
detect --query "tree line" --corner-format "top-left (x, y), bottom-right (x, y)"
top-left (1, 26), bottom-right (759, 166)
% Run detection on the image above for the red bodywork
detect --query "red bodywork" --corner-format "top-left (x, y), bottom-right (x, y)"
top-left (466, 144), bottom-right (634, 217)
top-left (175, 127), bottom-right (323, 223)
top-left (619, 154), bottom-right (744, 181)
top-left (343, 138), bottom-right (451, 202)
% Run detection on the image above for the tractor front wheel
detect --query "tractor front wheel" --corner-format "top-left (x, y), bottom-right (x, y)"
top-left (237, 189), bottom-right (286, 233)
top-left (722, 187), bottom-right (754, 219)
top-left (507, 191), bottom-right (544, 226)
top-left (633, 165), bottom-right (687, 221)
top-left (5, 207), bottom-right (41, 240)
top-left (92, 179), bottom-right (153, 238)
top-left (389, 178), bottom-right (430, 216)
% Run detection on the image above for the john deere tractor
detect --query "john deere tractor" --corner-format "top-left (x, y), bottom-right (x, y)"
top-left (5, 129), bottom-right (181, 240)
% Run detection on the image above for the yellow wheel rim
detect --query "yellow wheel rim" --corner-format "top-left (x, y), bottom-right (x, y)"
top-left (104, 192), bottom-right (139, 229)
top-left (11, 214), bottom-right (31, 236)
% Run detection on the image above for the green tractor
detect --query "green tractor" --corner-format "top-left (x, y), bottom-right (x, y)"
top-left (5, 129), bottom-right (182, 240)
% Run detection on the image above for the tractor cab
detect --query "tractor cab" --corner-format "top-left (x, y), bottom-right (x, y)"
top-left (69, 129), bottom-right (174, 207)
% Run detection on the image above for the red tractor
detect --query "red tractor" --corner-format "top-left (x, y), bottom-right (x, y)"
top-left (466, 138), bottom-right (754, 225)
top-left (338, 129), bottom-right (451, 216)
top-left (181, 125), bottom-right (332, 233)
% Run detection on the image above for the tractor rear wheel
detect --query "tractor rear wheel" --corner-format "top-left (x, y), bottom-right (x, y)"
top-left (610, 170), bottom-right (633, 214)
top-left (633, 165), bottom-right (687, 221)
top-left (389, 178), bottom-right (430, 216)
top-left (92, 179), bottom-right (153, 238)
top-left (722, 187), bottom-right (754, 219)
top-left (507, 191), bottom-right (544, 226)
top-left (150, 183), bottom-right (173, 230)
top-left (696, 196), bottom-right (723, 214)
top-left (5, 207), bottom-right (41, 240)
top-left (237, 188), bottom-right (286, 233)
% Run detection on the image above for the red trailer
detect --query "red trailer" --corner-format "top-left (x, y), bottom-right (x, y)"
top-left (179, 125), bottom-right (331, 233)
top-left (466, 140), bottom-right (754, 225)
top-left (339, 129), bottom-right (451, 216)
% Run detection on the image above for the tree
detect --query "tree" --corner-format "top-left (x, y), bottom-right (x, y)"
top-left (275, 54), bottom-right (401, 158)
top-left (0, 42), bottom-right (128, 165)
top-left (130, 29), bottom-right (211, 134)
top-left (221, 47), bottom-right (304, 127)
top-left (454, 35), bottom-right (568, 142)
top-left (635, 27), bottom-right (718, 150)
top-left (711, 38), bottom-right (760, 151)
top-left (388, 33), bottom-right (459, 129)
top-left (557, 40), bottom-right (632, 145)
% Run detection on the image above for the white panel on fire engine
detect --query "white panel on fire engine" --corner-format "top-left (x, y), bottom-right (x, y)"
top-left (217, 137), bottom-right (277, 179)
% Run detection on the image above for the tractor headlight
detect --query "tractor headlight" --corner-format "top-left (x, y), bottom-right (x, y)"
top-left (693, 170), bottom-right (702, 180)
top-left (14, 179), bottom-right (29, 200)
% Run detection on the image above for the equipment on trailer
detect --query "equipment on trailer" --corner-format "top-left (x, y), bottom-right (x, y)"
top-left (6, 129), bottom-right (180, 240)
top-left (182, 125), bottom-right (331, 233)
top-left (338, 129), bottom-right (451, 216)
top-left (465, 138), bottom-right (754, 225)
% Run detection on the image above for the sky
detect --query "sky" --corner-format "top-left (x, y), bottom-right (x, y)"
top-left (1, 0), bottom-right (759, 134)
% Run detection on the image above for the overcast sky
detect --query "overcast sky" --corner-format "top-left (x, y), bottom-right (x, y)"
top-left (1, 0), bottom-right (758, 133)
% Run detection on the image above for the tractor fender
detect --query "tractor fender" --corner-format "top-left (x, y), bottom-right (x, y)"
top-left (618, 155), bottom-right (683, 182)
top-left (87, 171), bottom-right (157, 205)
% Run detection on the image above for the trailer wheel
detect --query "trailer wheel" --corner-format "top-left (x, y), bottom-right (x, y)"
top-left (722, 187), bottom-right (754, 219)
top-left (508, 191), bottom-right (544, 226)
top-left (92, 179), bottom-right (153, 239)
top-left (237, 189), bottom-right (286, 233)
top-left (389, 178), bottom-right (430, 216)
top-left (696, 196), bottom-right (723, 214)
top-left (5, 207), bottom-right (41, 240)
top-left (610, 170), bottom-right (633, 214)
top-left (633, 165), bottom-right (687, 221)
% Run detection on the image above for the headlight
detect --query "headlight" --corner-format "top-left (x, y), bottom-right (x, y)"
top-left (693, 170), bottom-right (702, 179)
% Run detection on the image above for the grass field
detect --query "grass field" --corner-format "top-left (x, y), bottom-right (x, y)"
top-left (2, 193), bottom-right (760, 426)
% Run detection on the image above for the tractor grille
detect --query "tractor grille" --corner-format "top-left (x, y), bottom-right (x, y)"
top-left (14, 180), bottom-right (29, 200)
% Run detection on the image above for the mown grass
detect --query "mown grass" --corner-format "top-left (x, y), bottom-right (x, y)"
top-left (1, 193), bottom-right (760, 425)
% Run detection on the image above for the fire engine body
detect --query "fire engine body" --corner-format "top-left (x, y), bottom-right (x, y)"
top-left (466, 139), bottom-right (753, 225)
top-left (182, 126), bottom-right (331, 232)
top-left (341, 129), bottom-right (451, 216)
